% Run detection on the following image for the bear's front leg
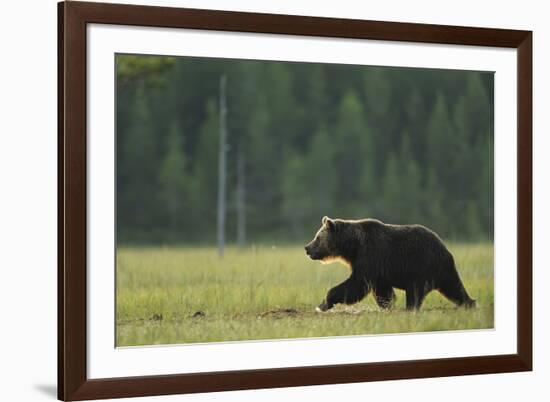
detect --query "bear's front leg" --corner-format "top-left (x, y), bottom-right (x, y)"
top-left (373, 284), bottom-right (396, 310)
top-left (317, 276), bottom-right (370, 312)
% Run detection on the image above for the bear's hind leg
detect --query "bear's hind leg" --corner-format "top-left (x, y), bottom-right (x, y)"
top-left (438, 278), bottom-right (476, 308)
top-left (317, 276), bottom-right (370, 312)
top-left (437, 256), bottom-right (476, 308)
top-left (374, 285), bottom-right (395, 310)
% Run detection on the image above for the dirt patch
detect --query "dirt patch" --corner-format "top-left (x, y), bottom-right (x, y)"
top-left (257, 306), bottom-right (377, 319)
top-left (192, 311), bottom-right (206, 318)
top-left (258, 308), bottom-right (299, 319)
top-left (329, 306), bottom-right (372, 315)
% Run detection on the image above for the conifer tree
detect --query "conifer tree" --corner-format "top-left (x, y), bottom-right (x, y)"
top-left (158, 121), bottom-right (188, 238)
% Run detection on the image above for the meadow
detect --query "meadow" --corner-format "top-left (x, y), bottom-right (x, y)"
top-left (116, 243), bottom-right (494, 347)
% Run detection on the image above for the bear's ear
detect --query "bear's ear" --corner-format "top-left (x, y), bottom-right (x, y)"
top-left (323, 216), bottom-right (335, 230)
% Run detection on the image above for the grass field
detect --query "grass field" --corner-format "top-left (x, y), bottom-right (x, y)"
top-left (116, 243), bottom-right (493, 346)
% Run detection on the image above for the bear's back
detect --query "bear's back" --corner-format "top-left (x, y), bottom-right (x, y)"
top-left (355, 219), bottom-right (449, 258)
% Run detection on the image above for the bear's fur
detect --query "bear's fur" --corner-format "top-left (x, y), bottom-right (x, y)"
top-left (304, 216), bottom-right (475, 311)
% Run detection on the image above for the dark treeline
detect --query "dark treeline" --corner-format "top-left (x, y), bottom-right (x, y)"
top-left (116, 55), bottom-right (493, 244)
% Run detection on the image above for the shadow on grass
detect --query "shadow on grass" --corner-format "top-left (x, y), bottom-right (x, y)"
top-left (118, 304), bottom-right (490, 325)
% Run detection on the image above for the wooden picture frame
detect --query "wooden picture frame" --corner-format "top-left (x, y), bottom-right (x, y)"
top-left (58, 1), bottom-right (532, 400)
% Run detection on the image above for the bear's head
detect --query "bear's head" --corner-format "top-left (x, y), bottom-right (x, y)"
top-left (304, 216), bottom-right (340, 261)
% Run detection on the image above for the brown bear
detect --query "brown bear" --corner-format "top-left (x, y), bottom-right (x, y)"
top-left (305, 216), bottom-right (475, 311)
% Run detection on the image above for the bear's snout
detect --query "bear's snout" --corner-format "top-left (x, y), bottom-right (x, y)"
top-left (305, 243), bottom-right (315, 258)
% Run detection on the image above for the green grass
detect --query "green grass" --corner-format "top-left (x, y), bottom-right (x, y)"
top-left (116, 243), bottom-right (493, 346)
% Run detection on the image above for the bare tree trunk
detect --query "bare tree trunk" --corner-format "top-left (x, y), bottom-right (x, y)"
top-left (217, 75), bottom-right (227, 257)
top-left (236, 143), bottom-right (246, 246)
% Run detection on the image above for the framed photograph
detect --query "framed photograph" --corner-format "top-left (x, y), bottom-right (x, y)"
top-left (58, 1), bottom-right (532, 400)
